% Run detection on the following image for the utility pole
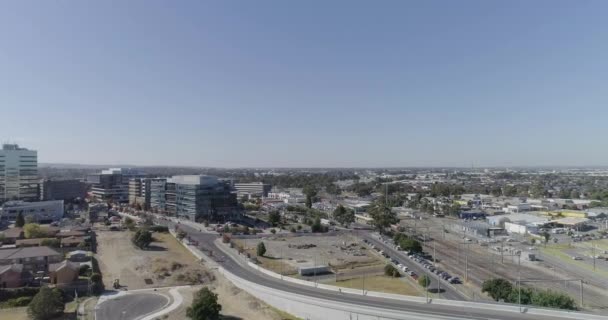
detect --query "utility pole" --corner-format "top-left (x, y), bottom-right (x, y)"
top-left (592, 242), bottom-right (596, 271)
top-left (518, 255), bottom-right (521, 313)
top-left (580, 280), bottom-right (584, 308)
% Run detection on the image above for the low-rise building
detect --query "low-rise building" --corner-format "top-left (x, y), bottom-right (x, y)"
top-left (0, 200), bottom-right (64, 224)
top-left (1, 228), bottom-right (24, 244)
top-left (234, 182), bottom-right (271, 199)
top-left (0, 246), bottom-right (62, 272)
top-left (49, 260), bottom-right (79, 285)
top-left (0, 264), bottom-right (24, 288)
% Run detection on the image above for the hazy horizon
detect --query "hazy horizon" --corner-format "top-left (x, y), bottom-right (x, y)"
top-left (2, 1), bottom-right (607, 167)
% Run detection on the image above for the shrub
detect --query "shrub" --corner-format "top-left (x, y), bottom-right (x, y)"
top-left (149, 225), bottom-right (169, 233)
top-left (0, 296), bottom-right (33, 308)
top-left (257, 242), bottom-right (266, 257)
top-left (418, 275), bottom-right (431, 288)
top-left (0, 287), bottom-right (40, 302)
top-left (270, 228), bottom-right (277, 234)
top-left (384, 264), bottom-right (400, 277)
top-left (27, 287), bottom-right (64, 320)
top-left (79, 265), bottom-right (91, 276)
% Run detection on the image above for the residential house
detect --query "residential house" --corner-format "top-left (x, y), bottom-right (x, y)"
top-left (0, 246), bottom-right (62, 272)
top-left (61, 236), bottom-right (86, 248)
top-left (0, 264), bottom-right (23, 288)
top-left (1, 228), bottom-right (24, 244)
top-left (49, 260), bottom-right (79, 285)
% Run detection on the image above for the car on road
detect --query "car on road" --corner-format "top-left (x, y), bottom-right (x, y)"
top-left (572, 256), bottom-right (583, 260)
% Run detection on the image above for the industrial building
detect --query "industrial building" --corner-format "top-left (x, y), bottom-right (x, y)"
top-left (0, 144), bottom-right (38, 203)
top-left (0, 200), bottom-right (64, 223)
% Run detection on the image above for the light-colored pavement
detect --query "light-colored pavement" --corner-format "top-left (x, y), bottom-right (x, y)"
top-left (95, 292), bottom-right (169, 320)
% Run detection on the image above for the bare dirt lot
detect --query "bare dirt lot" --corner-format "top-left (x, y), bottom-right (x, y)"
top-left (233, 233), bottom-right (384, 277)
top-left (96, 230), bottom-right (213, 290)
top-left (96, 229), bottom-right (299, 319)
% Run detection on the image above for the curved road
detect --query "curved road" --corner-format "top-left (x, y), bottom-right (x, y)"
top-left (166, 219), bottom-right (604, 320)
top-left (96, 292), bottom-right (169, 320)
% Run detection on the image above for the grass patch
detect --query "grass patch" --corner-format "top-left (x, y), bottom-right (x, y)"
top-left (0, 307), bottom-right (28, 320)
top-left (541, 246), bottom-right (608, 277)
top-left (325, 275), bottom-right (421, 296)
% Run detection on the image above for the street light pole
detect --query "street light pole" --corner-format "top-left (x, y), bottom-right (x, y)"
top-left (518, 255), bottom-right (521, 313)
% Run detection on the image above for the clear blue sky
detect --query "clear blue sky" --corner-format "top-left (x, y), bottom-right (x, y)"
top-left (1, 1), bottom-right (607, 167)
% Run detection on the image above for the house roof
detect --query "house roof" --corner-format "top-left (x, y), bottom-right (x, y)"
top-left (2, 228), bottom-right (23, 238)
top-left (0, 246), bottom-right (61, 260)
top-left (15, 238), bottom-right (55, 246)
top-left (49, 260), bottom-right (80, 272)
top-left (57, 230), bottom-right (86, 238)
top-left (0, 264), bottom-right (23, 274)
top-left (61, 236), bottom-right (85, 245)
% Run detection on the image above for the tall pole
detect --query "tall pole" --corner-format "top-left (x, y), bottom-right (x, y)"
top-left (592, 242), bottom-right (596, 271)
top-left (518, 255), bottom-right (521, 313)
top-left (580, 280), bottom-right (584, 307)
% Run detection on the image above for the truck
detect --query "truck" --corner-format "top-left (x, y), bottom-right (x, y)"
top-left (523, 252), bottom-right (536, 261)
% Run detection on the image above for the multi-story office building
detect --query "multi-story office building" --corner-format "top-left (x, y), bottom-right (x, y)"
top-left (129, 178), bottom-right (166, 209)
top-left (0, 144), bottom-right (38, 203)
top-left (86, 168), bottom-right (144, 203)
top-left (0, 200), bottom-right (64, 223)
top-left (150, 175), bottom-right (239, 221)
top-left (40, 179), bottom-right (88, 201)
top-left (234, 182), bottom-right (271, 199)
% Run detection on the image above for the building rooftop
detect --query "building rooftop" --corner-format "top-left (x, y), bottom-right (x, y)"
top-left (0, 264), bottom-right (23, 275)
top-left (2, 228), bottom-right (23, 239)
top-left (0, 246), bottom-right (61, 260)
top-left (49, 260), bottom-right (79, 272)
top-left (167, 175), bottom-right (219, 186)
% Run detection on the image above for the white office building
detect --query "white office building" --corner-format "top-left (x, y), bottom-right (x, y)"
top-left (0, 144), bottom-right (38, 203)
top-left (0, 200), bottom-right (64, 223)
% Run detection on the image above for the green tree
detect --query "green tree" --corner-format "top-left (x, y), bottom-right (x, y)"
top-left (27, 287), bottom-right (64, 320)
top-left (542, 231), bottom-right (551, 247)
top-left (418, 275), bottom-right (431, 288)
top-left (131, 229), bottom-right (153, 249)
top-left (40, 238), bottom-right (61, 248)
top-left (15, 212), bottom-right (25, 228)
top-left (303, 185), bottom-right (318, 209)
top-left (333, 205), bottom-right (354, 227)
top-left (186, 287), bottom-right (222, 320)
top-left (368, 198), bottom-right (397, 231)
top-left (399, 238), bottom-right (423, 253)
top-left (257, 242), bottom-right (266, 257)
top-left (24, 224), bottom-right (46, 239)
top-left (311, 217), bottom-right (325, 233)
top-left (482, 278), bottom-right (513, 302)
top-left (268, 211), bottom-right (281, 227)
top-left (124, 217), bottom-right (135, 230)
top-left (90, 273), bottom-right (104, 295)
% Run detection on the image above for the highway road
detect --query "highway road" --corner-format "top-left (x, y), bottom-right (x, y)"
top-left (164, 219), bottom-right (607, 320)
top-left (96, 292), bottom-right (168, 320)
